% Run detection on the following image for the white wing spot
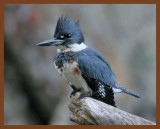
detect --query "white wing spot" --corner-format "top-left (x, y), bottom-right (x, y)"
top-left (98, 82), bottom-right (106, 98)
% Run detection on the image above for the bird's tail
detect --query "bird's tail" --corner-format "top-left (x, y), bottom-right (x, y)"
top-left (120, 86), bottom-right (141, 98)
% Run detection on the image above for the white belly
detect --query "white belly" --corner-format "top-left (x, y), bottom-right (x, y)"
top-left (54, 61), bottom-right (91, 93)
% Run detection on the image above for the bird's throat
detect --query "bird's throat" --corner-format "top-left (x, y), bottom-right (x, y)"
top-left (57, 42), bottom-right (87, 53)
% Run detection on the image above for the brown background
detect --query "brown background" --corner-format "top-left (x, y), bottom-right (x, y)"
top-left (1, 0), bottom-right (159, 128)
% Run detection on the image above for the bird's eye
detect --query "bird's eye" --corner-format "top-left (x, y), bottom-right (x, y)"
top-left (59, 34), bottom-right (71, 39)
top-left (65, 34), bottom-right (71, 38)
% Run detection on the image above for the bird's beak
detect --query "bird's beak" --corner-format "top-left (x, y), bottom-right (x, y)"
top-left (36, 38), bottom-right (64, 46)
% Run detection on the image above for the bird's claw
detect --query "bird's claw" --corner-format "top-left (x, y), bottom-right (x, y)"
top-left (70, 89), bottom-right (81, 98)
top-left (78, 93), bottom-right (91, 100)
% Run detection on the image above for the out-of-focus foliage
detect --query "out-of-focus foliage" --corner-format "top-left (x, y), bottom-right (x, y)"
top-left (4, 4), bottom-right (156, 125)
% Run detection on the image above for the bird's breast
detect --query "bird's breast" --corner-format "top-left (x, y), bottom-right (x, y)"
top-left (53, 55), bottom-right (90, 93)
top-left (54, 58), bottom-right (80, 76)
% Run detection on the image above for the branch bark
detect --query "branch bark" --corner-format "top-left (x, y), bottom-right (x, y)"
top-left (68, 93), bottom-right (156, 125)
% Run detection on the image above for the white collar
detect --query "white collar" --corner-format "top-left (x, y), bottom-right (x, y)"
top-left (57, 42), bottom-right (87, 52)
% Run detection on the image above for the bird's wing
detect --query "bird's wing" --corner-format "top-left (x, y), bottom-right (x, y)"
top-left (77, 48), bottom-right (116, 106)
top-left (77, 48), bottom-right (116, 85)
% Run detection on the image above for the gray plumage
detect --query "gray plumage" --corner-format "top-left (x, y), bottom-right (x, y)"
top-left (37, 15), bottom-right (141, 107)
top-left (77, 48), bottom-right (141, 98)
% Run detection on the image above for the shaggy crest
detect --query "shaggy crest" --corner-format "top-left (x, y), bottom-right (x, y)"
top-left (54, 16), bottom-right (80, 38)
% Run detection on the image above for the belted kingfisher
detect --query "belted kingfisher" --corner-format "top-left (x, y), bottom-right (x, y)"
top-left (37, 16), bottom-right (140, 107)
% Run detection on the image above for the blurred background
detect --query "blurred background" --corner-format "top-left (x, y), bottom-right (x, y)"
top-left (4, 4), bottom-right (156, 125)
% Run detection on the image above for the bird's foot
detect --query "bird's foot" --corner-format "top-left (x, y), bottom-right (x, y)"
top-left (78, 92), bottom-right (92, 100)
top-left (70, 89), bottom-right (81, 98)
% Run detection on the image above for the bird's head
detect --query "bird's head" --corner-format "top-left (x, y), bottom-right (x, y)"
top-left (37, 16), bottom-right (85, 50)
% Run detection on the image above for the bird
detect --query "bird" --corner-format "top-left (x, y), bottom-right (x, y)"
top-left (37, 16), bottom-right (140, 107)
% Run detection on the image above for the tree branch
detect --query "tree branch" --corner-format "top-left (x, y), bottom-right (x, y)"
top-left (68, 93), bottom-right (156, 125)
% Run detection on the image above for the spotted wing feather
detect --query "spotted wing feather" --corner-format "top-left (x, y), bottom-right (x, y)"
top-left (77, 48), bottom-right (117, 106)
top-left (83, 76), bottom-right (116, 106)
